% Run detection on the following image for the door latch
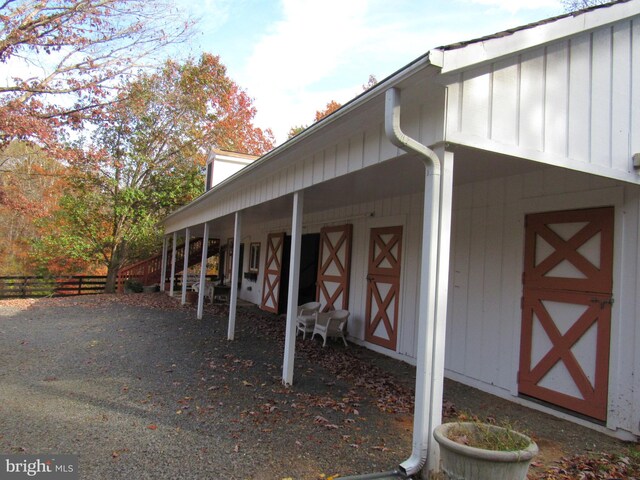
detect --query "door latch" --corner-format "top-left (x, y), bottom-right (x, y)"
top-left (590, 297), bottom-right (614, 309)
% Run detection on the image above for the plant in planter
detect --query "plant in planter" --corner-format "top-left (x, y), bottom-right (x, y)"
top-left (123, 278), bottom-right (143, 293)
top-left (433, 418), bottom-right (538, 480)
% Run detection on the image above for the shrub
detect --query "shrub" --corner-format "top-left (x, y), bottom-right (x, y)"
top-left (124, 278), bottom-right (143, 293)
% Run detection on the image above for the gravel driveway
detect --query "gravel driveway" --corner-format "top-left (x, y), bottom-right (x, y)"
top-left (0, 294), bottom-right (634, 479)
top-left (0, 294), bottom-right (413, 479)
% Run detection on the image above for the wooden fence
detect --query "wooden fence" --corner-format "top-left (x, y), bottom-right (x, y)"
top-left (0, 274), bottom-right (220, 299)
top-left (0, 276), bottom-right (109, 299)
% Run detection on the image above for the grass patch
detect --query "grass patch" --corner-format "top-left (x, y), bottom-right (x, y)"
top-left (446, 422), bottom-right (531, 452)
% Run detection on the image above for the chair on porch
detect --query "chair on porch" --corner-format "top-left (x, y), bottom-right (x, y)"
top-left (185, 273), bottom-right (200, 290)
top-left (296, 302), bottom-right (321, 339)
top-left (192, 279), bottom-right (217, 302)
top-left (312, 310), bottom-right (350, 347)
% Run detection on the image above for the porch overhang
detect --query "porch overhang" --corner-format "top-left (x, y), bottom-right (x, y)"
top-left (161, 53), bottom-right (442, 235)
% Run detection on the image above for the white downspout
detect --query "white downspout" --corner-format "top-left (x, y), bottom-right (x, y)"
top-left (385, 87), bottom-right (445, 477)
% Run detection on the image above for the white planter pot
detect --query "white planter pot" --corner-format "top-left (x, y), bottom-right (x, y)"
top-left (433, 422), bottom-right (538, 480)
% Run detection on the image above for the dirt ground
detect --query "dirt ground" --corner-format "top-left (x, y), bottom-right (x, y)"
top-left (0, 293), bottom-right (637, 479)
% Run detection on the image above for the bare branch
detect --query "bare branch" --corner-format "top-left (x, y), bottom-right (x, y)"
top-left (0, 0), bottom-right (194, 145)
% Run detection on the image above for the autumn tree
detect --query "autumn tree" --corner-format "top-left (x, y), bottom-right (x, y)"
top-left (0, 141), bottom-right (69, 274)
top-left (287, 100), bottom-right (342, 139)
top-left (34, 54), bottom-right (275, 292)
top-left (288, 75), bottom-right (378, 139)
top-left (0, 0), bottom-right (192, 148)
top-left (287, 125), bottom-right (305, 139)
top-left (313, 100), bottom-right (342, 122)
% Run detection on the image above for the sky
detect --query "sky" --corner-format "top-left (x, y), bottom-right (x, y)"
top-left (173, 0), bottom-right (567, 146)
top-left (0, 0), bottom-right (568, 147)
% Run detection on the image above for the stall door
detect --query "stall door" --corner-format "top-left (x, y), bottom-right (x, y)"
top-left (519, 207), bottom-right (613, 421)
top-left (365, 226), bottom-right (402, 350)
top-left (261, 232), bottom-right (285, 313)
top-left (317, 224), bottom-right (353, 312)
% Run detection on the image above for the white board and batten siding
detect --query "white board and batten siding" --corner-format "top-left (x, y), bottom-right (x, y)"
top-left (229, 191), bottom-right (426, 362)
top-left (446, 166), bottom-right (640, 437)
top-left (162, 129), bottom-right (404, 234)
top-left (443, 17), bottom-right (640, 185)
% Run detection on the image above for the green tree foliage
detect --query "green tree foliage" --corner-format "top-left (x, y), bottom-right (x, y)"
top-left (33, 54), bottom-right (275, 291)
top-left (287, 125), bottom-right (306, 139)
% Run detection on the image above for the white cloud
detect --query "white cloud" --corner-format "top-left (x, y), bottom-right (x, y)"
top-left (465, 0), bottom-right (562, 13)
top-left (2, 57), bottom-right (42, 88)
top-left (211, 0), bottom-right (565, 144)
top-left (175, 0), bottom-right (233, 28)
top-left (237, 0), bottom-right (379, 143)
top-left (244, 0), bottom-right (372, 89)
top-left (238, 0), bottom-right (457, 143)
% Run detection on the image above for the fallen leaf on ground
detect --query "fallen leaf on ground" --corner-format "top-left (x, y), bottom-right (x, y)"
top-left (314, 415), bottom-right (329, 424)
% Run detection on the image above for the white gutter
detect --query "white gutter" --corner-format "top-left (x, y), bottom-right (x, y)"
top-left (384, 87), bottom-right (444, 477)
top-left (161, 52), bottom-right (438, 230)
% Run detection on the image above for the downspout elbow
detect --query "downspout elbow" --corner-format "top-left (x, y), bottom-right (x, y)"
top-left (384, 87), bottom-right (441, 174)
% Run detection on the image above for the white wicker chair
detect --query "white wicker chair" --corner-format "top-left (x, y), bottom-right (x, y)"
top-left (192, 280), bottom-right (215, 302)
top-left (296, 302), bottom-right (321, 339)
top-left (312, 310), bottom-right (350, 347)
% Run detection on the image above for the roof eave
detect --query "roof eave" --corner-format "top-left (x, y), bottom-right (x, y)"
top-left (438, 0), bottom-right (638, 74)
top-left (160, 51), bottom-right (440, 227)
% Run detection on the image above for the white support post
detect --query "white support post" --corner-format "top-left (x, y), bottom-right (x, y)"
top-left (424, 149), bottom-right (454, 473)
top-left (169, 231), bottom-right (178, 296)
top-left (160, 236), bottom-right (168, 292)
top-left (228, 211), bottom-right (242, 340)
top-left (282, 191), bottom-right (304, 385)
top-left (197, 223), bottom-right (210, 320)
top-left (181, 227), bottom-right (191, 305)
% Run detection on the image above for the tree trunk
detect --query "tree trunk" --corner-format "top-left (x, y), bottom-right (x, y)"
top-left (104, 258), bottom-right (120, 294)
top-left (104, 242), bottom-right (126, 293)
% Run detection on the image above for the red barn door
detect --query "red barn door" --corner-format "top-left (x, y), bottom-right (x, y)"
top-left (365, 226), bottom-right (403, 350)
top-left (519, 207), bottom-right (613, 420)
top-left (260, 232), bottom-right (285, 313)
